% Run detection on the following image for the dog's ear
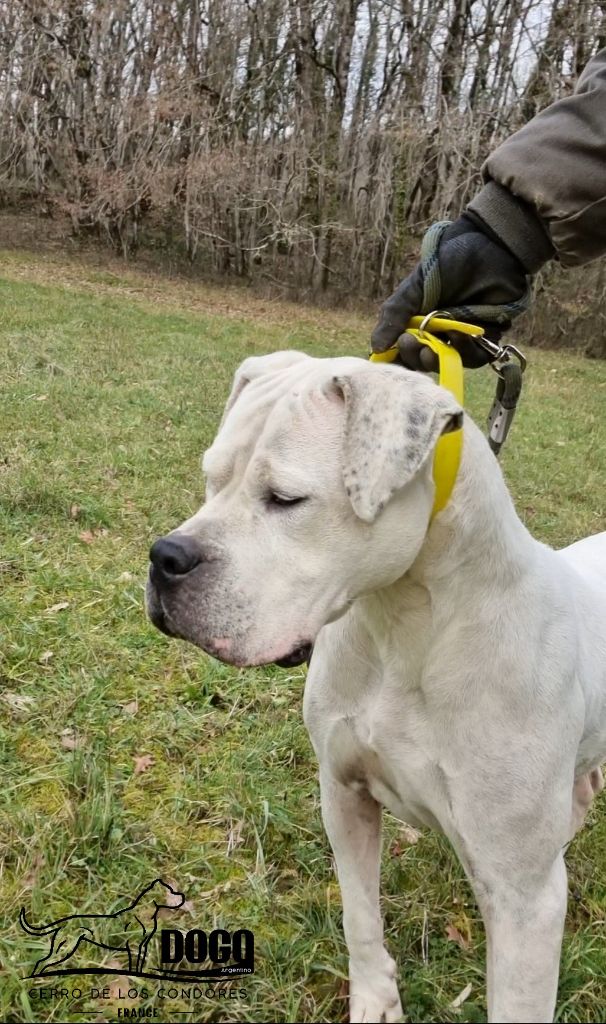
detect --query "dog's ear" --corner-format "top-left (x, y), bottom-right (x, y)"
top-left (329, 366), bottom-right (463, 523)
top-left (220, 351), bottom-right (310, 428)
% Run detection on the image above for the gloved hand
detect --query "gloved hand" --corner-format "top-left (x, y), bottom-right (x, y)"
top-left (368, 184), bottom-right (552, 372)
top-left (371, 212), bottom-right (530, 371)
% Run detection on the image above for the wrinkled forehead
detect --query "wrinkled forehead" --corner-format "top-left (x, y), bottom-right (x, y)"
top-left (203, 357), bottom-right (349, 477)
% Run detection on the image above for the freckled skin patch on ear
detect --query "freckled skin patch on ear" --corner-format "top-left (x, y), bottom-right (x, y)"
top-left (336, 365), bottom-right (462, 522)
top-left (408, 406), bottom-right (429, 427)
top-left (404, 443), bottom-right (423, 467)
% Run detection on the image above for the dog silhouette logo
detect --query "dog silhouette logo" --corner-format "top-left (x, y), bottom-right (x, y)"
top-left (20, 879), bottom-right (255, 981)
top-left (20, 879), bottom-right (184, 977)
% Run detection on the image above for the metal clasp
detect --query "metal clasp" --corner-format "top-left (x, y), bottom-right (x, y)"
top-left (480, 339), bottom-right (527, 378)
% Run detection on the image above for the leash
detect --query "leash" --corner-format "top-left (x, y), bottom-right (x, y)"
top-left (369, 310), bottom-right (527, 518)
top-left (421, 221), bottom-right (531, 325)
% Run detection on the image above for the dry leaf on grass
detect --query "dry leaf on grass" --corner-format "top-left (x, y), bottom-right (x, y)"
top-left (446, 923), bottom-right (471, 950)
top-left (108, 965), bottom-right (136, 1000)
top-left (133, 753), bottom-right (154, 774)
top-left (61, 729), bottom-right (81, 750)
top-left (389, 823), bottom-right (422, 856)
top-left (401, 824), bottom-right (421, 844)
top-left (337, 978), bottom-right (349, 1003)
top-left (79, 527), bottom-right (109, 544)
top-left (158, 896), bottom-right (194, 920)
top-left (1, 692), bottom-right (35, 712)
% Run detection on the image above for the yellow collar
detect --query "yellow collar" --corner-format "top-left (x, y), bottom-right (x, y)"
top-left (370, 316), bottom-right (483, 519)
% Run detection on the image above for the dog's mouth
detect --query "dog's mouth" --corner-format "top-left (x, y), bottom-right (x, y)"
top-left (150, 607), bottom-right (174, 637)
top-left (154, 614), bottom-right (312, 668)
top-left (146, 581), bottom-right (313, 667)
top-left (273, 642), bottom-right (313, 668)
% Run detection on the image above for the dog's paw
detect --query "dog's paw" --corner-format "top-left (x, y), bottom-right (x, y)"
top-left (349, 955), bottom-right (403, 1023)
top-left (349, 985), bottom-right (403, 1023)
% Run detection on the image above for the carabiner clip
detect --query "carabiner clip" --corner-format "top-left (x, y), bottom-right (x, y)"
top-left (491, 343), bottom-right (527, 380)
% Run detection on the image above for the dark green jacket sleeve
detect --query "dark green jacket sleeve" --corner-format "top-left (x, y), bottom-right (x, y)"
top-left (468, 49), bottom-right (606, 268)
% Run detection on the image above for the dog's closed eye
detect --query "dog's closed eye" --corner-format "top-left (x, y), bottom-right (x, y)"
top-left (267, 492), bottom-right (308, 508)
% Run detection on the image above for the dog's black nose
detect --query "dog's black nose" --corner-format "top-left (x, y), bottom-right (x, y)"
top-left (149, 534), bottom-right (203, 578)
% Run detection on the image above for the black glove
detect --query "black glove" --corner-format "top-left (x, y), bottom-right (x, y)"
top-left (372, 181), bottom-right (556, 371)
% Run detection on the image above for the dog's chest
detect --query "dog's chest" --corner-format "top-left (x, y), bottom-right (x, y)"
top-left (324, 693), bottom-right (451, 831)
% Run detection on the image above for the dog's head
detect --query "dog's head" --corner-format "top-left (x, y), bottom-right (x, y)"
top-left (150, 880), bottom-right (185, 909)
top-left (146, 352), bottom-right (461, 667)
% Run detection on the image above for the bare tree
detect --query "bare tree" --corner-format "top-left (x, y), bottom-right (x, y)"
top-left (0, 0), bottom-right (602, 302)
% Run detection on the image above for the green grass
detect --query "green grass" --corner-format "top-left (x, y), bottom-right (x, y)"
top-left (1, 249), bottom-right (606, 1023)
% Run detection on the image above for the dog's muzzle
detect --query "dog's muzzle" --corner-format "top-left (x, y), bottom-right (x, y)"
top-left (146, 532), bottom-right (313, 668)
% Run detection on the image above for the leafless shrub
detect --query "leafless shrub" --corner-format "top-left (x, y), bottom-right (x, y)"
top-left (0, 0), bottom-right (603, 318)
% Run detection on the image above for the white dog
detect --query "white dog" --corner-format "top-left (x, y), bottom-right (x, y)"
top-left (147, 351), bottom-right (606, 1023)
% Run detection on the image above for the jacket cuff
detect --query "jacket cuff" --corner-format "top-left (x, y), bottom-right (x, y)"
top-left (467, 181), bottom-right (555, 274)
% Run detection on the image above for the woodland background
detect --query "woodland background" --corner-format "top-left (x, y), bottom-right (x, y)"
top-left (0, 1), bottom-right (605, 352)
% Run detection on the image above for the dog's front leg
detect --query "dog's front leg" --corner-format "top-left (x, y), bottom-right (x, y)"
top-left (320, 769), bottom-right (403, 1024)
top-left (470, 852), bottom-right (567, 1023)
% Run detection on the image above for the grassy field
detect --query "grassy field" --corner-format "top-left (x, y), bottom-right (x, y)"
top-left (1, 248), bottom-right (606, 1024)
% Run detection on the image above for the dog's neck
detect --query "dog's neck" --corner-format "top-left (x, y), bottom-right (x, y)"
top-left (362, 418), bottom-right (540, 635)
top-left (414, 417), bottom-right (537, 588)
